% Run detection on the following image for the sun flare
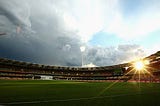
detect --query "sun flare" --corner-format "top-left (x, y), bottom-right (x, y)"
top-left (134, 61), bottom-right (144, 70)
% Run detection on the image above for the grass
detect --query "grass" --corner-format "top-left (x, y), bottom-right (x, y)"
top-left (0, 80), bottom-right (160, 106)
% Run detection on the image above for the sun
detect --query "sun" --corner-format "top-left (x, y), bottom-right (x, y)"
top-left (134, 61), bottom-right (144, 71)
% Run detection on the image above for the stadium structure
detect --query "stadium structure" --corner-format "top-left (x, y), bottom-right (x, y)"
top-left (0, 51), bottom-right (160, 82)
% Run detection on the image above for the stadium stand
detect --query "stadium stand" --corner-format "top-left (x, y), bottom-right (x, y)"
top-left (0, 51), bottom-right (160, 82)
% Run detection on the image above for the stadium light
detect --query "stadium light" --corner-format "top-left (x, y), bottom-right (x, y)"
top-left (80, 46), bottom-right (85, 67)
top-left (80, 46), bottom-right (85, 52)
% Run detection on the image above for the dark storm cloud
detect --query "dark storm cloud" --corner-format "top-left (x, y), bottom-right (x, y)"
top-left (0, 0), bottom-right (146, 66)
top-left (0, 0), bottom-right (82, 66)
top-left (0, 0), bottom-right (31, 34)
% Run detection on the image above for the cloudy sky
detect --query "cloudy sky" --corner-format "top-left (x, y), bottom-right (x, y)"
top-left (0, 0), bottom-right (159, 66)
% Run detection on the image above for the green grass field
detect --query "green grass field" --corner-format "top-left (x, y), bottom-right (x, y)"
top-left (0, 80), bottom-right (160, 106)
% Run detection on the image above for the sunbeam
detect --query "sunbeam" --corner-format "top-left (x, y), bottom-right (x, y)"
top-left (97, 68), bottom-right (135, 96)
top-left (97, 59), bottom-right (154, 96)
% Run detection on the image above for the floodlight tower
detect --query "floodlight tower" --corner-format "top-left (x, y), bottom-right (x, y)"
top-left (80, 46), bottom-right (85, 67)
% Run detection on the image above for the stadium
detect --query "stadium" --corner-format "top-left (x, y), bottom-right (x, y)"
top-left (0, 51), bottom-right (160, 106)
top-left (1, 0), bottom-right (160, 106)
top-left (0, 51), bottom-right (160, 82)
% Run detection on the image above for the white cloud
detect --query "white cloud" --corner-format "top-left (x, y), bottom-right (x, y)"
top-left (2, 0), bottom-right (159, 41)
top-left (106, 12), bottom-right (160, 39)
top-left (105, 0), bottom-right (160, 39)
top-left (143, 42), bottom-right (160, 56)
top-left (53, 0), bottom-right (160, 42)
top-left (63, 44), bottom-right (71, 51)
top-left (85, 44), bottom-right (146, 66)
top-left (61, 0), bottom-right (105, 43)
